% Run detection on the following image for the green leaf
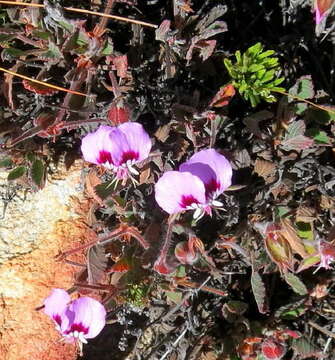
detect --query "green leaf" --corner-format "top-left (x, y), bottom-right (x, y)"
top-left (0, 158), bottom-right (12, 168)
top-left (0, 33), bottom-right (15, 42)
top-left (292, 337), bottom-right (321, 359)
top-left (275, 206), bottom-right (290, 218)
top-left (26, 152), bottom-right (36, 163)
top-left (31, 159), bottom-right (45, 189)
top-left (284, 120), bottom-right (305, 140)
top-left (289, 75), bottom-right (314, 100)
top-left (297, 255), bottom-right (320, 272)
top-left (32, 30), bottom-right (50, 40)
top-left (306, 128), bottom-right (330, 144)
top-left (7, 166), bottom-right (26, 181)
top-left (280, 306), bottom-right (306, 319)
top-left (101, 38), bottom-right (113, 56)
top-left (296, 222), bottom-right (313, 240)
top-left (251, 270), bottom-right (267, 314)
top-left (56, 20), bottom-right (74, 32)
top-left (43, 41), bottom-right (63, 59)
top-left (295, 102), bottom-right (308, 115)
top-left (283, 272), bottom-right (308, 295)
top-left (165, 290), bottom-right (183, 304)
top-left (95, 182), bottom-right (115, 200)
top-left (2, 47), bottom-right (27, 59)
top-left (175, 265), bottom-right (186, 278)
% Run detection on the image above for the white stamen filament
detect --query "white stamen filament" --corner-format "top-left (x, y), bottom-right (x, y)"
top-left (211, 200), bottom-right (223, 207)
top-left (127, 163), bottom-right (139, 175)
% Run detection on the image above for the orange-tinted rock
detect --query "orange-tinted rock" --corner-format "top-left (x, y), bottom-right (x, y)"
top-left (0, 163), bottom-right (97, 360)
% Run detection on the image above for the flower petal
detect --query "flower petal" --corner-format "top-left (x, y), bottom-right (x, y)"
top-left (81, 125), bottom-right (115, 166)
top-left (65, 297), bottom-right (106, 339)
top-left (314, 0), bottom-right (334, 24)
top-left (179, 149), bottom-right (232, 197)
top-left (155, 171), bottom-right (206, 214)
top-left (43, 288), bottom-right (70, 328)
top-left (118, 122), bottom-right (152, 163)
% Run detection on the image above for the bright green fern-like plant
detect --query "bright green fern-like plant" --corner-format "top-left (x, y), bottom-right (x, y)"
top-left (224, 42), bottom-right (285, 107)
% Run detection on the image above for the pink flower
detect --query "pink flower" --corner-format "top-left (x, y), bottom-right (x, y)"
top-left (81, 123), bottom-right (152, 180)
top-left (314, 239), bottom-right (335, 273)
top-left (155, 149), bottom-right (232, 219)
top-left (314, 0), bottom-right (334, 25)
top-left (43, 289), bottom-right (106, 344)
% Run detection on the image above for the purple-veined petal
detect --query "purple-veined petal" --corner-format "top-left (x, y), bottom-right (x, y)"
top-left (118, 122), bottom-right (152, 163)
top-left (106, 127), bottom-right (132, 167)
top-left (155, 171), bottom-right (206, 214)
top-left (81, 125), bottom-right (115, 167)
top-left (64, 297), bottom-right (106, 340)
top-left (43, 288), bottom-right (70, 329)
top-left (105, 122), bottom-right (151, 167)
top-left (179, 149), bottom-right (232, 199)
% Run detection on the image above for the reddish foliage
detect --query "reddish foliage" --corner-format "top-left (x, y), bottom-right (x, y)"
top-left (209, 83), bottom-right (236, 107)
top-left (261, 338), bottom-right (286, 360)
top-left (107, 104), bottom-right (130, 125)
top-left (22, 79), bottom-right (59, 95)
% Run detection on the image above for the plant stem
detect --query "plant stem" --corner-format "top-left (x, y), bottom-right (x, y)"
top-left (0, 66), bottom-right (87, 96)
top-left (273, 88), bottom-right (335, 115)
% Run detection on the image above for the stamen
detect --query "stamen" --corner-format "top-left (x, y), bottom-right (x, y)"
top-left (212, 200), bottom-right (223, 207)
top-left (127, 163), bottom-right (139, 175)
top-left (78, 332), bottom-right (88, 344)
top-left (193, 207), bottom-right (203, 220)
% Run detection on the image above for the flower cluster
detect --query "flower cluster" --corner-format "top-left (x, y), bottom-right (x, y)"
top-left (155, 149), bottom-right (232, 220)
top-left (81, 124), bottom-right (232, 221)
top-left (43, 288), bottom-right (106, 344)
top-left (81, 122), bottom-right (152, 181)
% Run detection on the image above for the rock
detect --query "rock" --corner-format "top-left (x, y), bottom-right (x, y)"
top-left (0, 162), bottom-right (96, 360)
top-left (0, 163), bottom-right (84, 263)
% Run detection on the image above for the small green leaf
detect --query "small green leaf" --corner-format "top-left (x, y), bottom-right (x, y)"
top-left (43, 41), bottom-right (63, 59)
top-left (283, 272), bottom-right (308, 295)
top-left (7, 166), bottom-right (26, 181)
top-left (56, 20), bottom-right (74, 32)
top-left (289, 75), bottom-right (314, 100)
top-left (0, 158), bottom-right (12, 168)
top-left (251, 270), bottom-right (267, 314)
top-left (175, 265), bottom-right (186, 278)
top-left (101, 38), bottom-right (113, 56)
top-left (297, 255), bottom-right (320, 272)
top-left (95, 182), bottom-right (115, 200)
top-left (31, 159), bottom-right (45, 188)
top-left (292, 337), bottom-right (321, 359)
top-left (306, 128), bottom-right (330, 144)
top-left (165, 290), bottom-right (183, 304)
top-left (26, 152), bottom-right (36, 163)
top-left (275, 206), bottom-right (290, 218)
top-left (2, 47), bottom-right (27, 59)
top-left (0, 33), bottom-right (15, 42)
top-left (32, 30), bottom-right (50, 40)
top-left (280, 306), bottom-right (306, 319)
top-left (296, 222), bottom-right (313, 240)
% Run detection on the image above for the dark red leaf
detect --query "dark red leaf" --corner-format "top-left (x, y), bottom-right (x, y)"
top-left (22, 79), bottom-right (58, 95)
top-left (261, 338), bottom-right (286, 360)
